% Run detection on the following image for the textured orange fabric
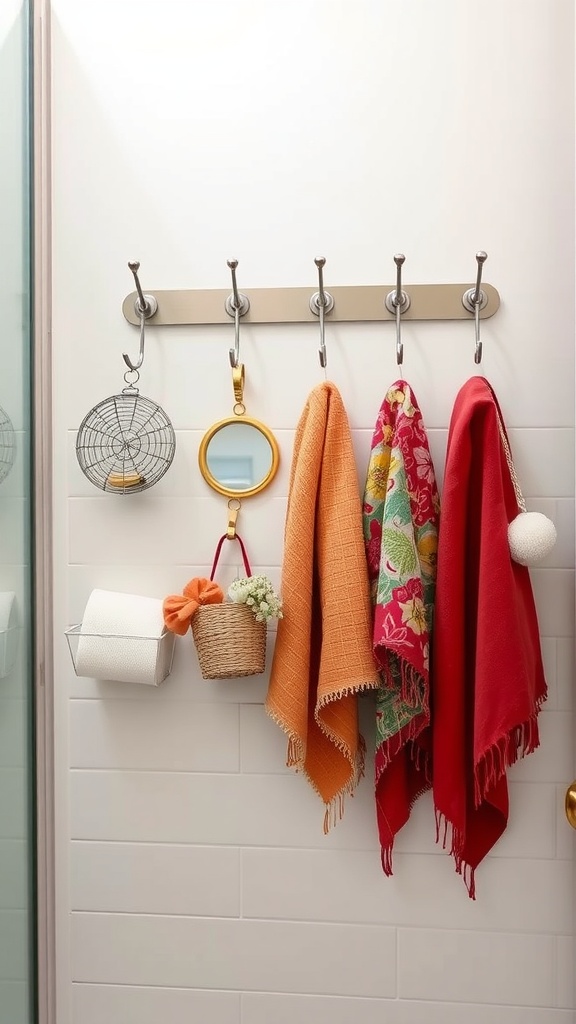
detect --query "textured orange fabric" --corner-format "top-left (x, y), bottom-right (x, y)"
top-left (266, 382), bottom-right (380, 822)
top-left (163, 578), bottom-right (224, 635)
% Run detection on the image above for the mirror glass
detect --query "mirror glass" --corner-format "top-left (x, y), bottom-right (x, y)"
top-left (200, 418), bottom-right (279, 497)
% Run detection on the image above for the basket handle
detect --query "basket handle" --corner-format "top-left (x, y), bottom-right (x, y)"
top-left (210, 533), bottom-right (253, 581)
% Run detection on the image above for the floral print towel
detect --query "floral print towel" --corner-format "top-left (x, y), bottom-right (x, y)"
top-left (363, 382), bottom-right (440, 874)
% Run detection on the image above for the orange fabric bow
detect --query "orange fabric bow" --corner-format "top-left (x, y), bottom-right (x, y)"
top-left (163, 577), bottom-right (224, 635)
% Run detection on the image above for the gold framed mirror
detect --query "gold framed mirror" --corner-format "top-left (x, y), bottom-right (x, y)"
top-left (199, 415), bottom-right (280, 498)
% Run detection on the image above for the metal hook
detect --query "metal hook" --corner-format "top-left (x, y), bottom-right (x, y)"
top-left (127, 261), bottom-right (158, 319)
top-left (309, 257), bottom-right (335, 368)
top-left (462, 251), bottom-right (488, 364)
top-left (225, 259), bottom-right (250, 367)
top-left (384, 253), bottom-right (411, 317)
top-left (123, 261), bottom-right (158, 372)
top-left (122, 310), bottom-right (147, 372)
top-left (384, 254), bottom-right (411, 373)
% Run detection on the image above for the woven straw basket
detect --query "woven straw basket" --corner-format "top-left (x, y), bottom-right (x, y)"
top-left (192, 602), bottom-right (266, 679)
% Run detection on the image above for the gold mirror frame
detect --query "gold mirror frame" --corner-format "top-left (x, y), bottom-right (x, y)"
top-left (198, 415), bottom-right (280, 498)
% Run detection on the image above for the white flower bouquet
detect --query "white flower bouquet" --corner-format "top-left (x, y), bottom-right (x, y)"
top-left (228, 574), bottom-right (283, 623)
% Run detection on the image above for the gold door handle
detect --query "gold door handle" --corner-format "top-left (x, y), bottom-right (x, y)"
top-left (565, 782), bottom-right (576, 829)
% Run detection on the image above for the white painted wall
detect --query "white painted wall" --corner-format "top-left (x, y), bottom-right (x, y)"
top-left (51, 2), bottom-right (575, 1022)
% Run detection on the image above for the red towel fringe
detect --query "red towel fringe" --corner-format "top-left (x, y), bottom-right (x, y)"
top-left (473, 711), bottom-right (541, 809)
top-left (434, 708), bottom-right (543, 899)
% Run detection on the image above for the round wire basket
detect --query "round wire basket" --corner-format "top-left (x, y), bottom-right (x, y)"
top-left (0, 406), bottom-right (16, 484)
top-left (76, 388), bottom-right (176, 494)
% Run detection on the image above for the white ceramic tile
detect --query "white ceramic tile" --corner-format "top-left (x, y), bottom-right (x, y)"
top-left (69, 699), bottom-right (240, 772)
top-left (555, 935), bottom-right (575, 1009)
top-left (492, 783), bottom-right (556, 860)
top-left (242, 848), bottom-right (572, 933)
top-left (509, 429), bottom-right (574, 498)
top-left (240, 704), bottom-right (292, 774)
top-left (555, 784), bottom-right (576, 860)
top-left (241, 993), bottom-right (574, 1024)
top-left (71, 913), bottom-right (396, 996)
top-left (539, 637), bottom-right (557, 708)
top-left (70, 770), bottom-right (379, 851)
top-left (398, 927), bottom-right (555, 1006)
top-left (531, 569), bottom-right (575, 639)
top-left (555, 637), bottom-right (574, 711)
top-left (511, 712), bottom-right (573, 783)
top-left (72, 985), bottom-right (240, 1024)
top-left (70, 842), bottom-right (240, 916)
top-left (68, 496), bottom-right (287, 566)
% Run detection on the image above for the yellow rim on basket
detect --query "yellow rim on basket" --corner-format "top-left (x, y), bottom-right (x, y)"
top-left (191, 603), bottom-right (266, 679)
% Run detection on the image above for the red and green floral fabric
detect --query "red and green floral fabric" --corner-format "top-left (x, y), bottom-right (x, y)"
top-left (363, 381), bottom-right (440, 873)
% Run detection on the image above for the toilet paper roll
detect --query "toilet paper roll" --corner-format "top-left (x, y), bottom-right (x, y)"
top-left (75, 589), bottom-right (174, 685)
top-left (0, 591), bottom-right (18, 679)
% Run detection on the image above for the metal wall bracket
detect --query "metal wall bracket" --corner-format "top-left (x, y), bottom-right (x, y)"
top-left (122, 282), bottom-right (500, 327)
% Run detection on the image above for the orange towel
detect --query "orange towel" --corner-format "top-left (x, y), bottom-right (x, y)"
top-left (266, 382), bottom-right (380, 828)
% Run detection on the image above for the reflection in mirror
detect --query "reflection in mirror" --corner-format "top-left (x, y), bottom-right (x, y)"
top-left (199, 417), bottom-right (279, 498)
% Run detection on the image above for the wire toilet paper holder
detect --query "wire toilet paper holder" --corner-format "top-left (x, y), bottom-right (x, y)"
top-left (65, 623), bottom-right (176, 686)
top-left (65, 587), bottom-right (177, 686)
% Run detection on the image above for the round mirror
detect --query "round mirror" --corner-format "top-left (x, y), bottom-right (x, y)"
top-left (199, 416), bottom-right (280, 498)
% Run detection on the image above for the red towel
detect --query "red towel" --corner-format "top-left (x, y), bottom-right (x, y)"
top-left (433, 376), bottom-right (547, 898)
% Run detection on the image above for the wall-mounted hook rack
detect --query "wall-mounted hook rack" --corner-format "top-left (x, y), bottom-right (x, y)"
top-left (122, 281), bottom-right (500, 327)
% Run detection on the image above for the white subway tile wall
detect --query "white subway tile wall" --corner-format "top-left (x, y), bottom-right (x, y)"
top-left (51, 0), bottom-right (575, 1021)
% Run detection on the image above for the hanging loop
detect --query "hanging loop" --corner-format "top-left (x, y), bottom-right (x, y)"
top-left (225, 259), bottom-right (250, 367)
top-left (309, 257), bottom-right (335, 368)
top-left (226, 498), bottom-right (241, 540)
top-left (462, 251), bottom-right (488, 363)
top-left (232, 363), bottom-right (246, 415)
top-left (123, 261), bottom-right (158, 372)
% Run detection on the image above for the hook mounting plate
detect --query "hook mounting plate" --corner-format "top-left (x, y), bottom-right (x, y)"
top-left (309, 291), bottom-right (335, 316)
top-left (134, 294), bottom-right (158, 319)
top-left (225, 293), bottom-right (250, 318)
top-left (462, 288), bottom-right (489, 314)
top-left (385, 289), bottom-right (411, 315)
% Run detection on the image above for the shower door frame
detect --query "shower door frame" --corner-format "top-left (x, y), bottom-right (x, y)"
top-left (32, 1), bottom-right (55, 1022)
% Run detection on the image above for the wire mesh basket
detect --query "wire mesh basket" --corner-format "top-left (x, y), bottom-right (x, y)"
top-left (76, 388), bottom-right (176, 494)
top-left (0, 406), bottom-right (16, 484)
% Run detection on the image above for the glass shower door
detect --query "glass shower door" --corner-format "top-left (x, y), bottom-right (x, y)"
top-left (0, 1), bottom-right (35, 1021)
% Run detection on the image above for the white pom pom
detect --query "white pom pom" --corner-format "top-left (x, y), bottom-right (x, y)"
top-left (508, 511), bottom-right (557, 566)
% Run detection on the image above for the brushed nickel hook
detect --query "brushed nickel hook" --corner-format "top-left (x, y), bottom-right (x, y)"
top-left (225, 259), bottom-right (250, 368)
top-left (123, 261), bottom-right (158, 372)
top-left (385, 254), bottom-right (411, 372)
top-left (462, 251), bottom-right (488, 364)
top-left (309, 256), bottom-right (335, 369)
